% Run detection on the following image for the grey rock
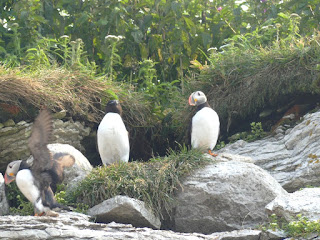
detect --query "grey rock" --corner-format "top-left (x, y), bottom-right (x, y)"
top-left (210, 229), bottom-right (261, 240)
top-left (220, 111), bottom-right (320, 192)
top-left (0, 212), bottom-right (221, 240)
top-left (52, 110), bottom-right (67, 120)
top-left (175, 158), bottom-right (287, 234)
top-left (87, 195), bottom-right (161, 230)
top-left (0, 173), bottom-right (9, 216)
top-left (260, 229), bottom-right (287, 240)
top-left (214, 152), bottom-right (254, 163)
top-left (266, 188), bottom-right (320, 221)
top-left (259, 109), bottom-right (274, 118)
top-left (52, 119), bottom-right (91, 152)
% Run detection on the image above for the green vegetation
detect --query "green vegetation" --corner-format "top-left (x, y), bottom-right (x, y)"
top-left (188, 30), bottom-right (320, 132)
top-left (6, 182), bottom-right (33, 216)
top-left (66, 147), bottom-right (211, 219)
top-left (228, 122), bottom-right (267, 143)
top-left (1, 0), bottom-right (318, 81)
top-left (262, 213), bottom-right (320, 238)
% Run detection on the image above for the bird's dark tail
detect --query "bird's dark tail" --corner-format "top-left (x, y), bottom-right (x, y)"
top-left (42, 186), bottom-right (70, 211)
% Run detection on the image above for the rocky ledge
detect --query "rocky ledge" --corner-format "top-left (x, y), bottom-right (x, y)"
top-left (0, 212), bottom-right (262, 240)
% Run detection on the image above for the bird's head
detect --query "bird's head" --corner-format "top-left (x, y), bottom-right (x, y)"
top-left (105, 100), bottom-right (123, 116)
top-left (4, 160), bottom-right (22, 184)
top-left (188, 91), bottom-right (207, 106)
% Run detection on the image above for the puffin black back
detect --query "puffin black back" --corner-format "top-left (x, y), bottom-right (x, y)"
top-left (19, 160), bottom-right (31, 171)
top-left (105, 100), bottom-right (123, 116)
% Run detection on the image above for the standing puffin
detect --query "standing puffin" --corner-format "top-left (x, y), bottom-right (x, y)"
top-left (4, 109), bottom-right (75, 216)
top-left (188, 91), bottom-right (220, 156)
top-left (97, 100), bottom-right (130, 165)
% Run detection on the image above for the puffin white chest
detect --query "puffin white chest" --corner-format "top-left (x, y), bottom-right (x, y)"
top-left (97, 112), bottom-right (130, 165)
top-left (16, 169), bottom-right (40, 204)
top-left (191, 107), bottom-right (220, 150)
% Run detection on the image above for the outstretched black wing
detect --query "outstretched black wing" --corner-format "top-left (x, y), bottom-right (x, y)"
top-left (28, 109), bottom-right (53, 175)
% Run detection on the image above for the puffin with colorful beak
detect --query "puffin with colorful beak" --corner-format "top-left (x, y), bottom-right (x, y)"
top-left (188, 91), bottom-right (220, 156)
top-left (4, 109), bottom-right (75, 216)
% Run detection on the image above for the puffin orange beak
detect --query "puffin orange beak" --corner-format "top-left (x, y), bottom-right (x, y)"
top-left (188, 94), bottom-right (195, 106)
top-left (4, 173), bottom-right (15, 185)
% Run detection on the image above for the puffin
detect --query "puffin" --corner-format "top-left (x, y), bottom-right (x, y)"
top-left (188, 91), bottom-right (220, 156)
top-left (97, 100), bottom-right (130, 165)
top-left (4, 109), bottom-right (75, 216)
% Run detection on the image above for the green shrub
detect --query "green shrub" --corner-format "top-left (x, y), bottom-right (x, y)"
top-left (261, 213), bottom-right (320, 238)
top-left (246, 122), bottom-right (267, 142)
top-left (228, 122), bottom-right (267, 143)
top-left (285, 214), bottom-right (320, 238)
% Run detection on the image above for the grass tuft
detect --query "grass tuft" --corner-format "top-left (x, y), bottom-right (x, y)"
top-left (66, 147), bottom-right (212, 219)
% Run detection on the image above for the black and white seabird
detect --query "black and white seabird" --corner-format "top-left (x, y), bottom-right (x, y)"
top-left (4, 109), bottom-right (75, 216)
top-left (188, 91), bottom-right (220, 156)
top-left (97, 100), bottom-right (130, 165)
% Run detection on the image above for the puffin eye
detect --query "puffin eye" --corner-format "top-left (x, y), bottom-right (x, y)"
top-left (197, 92), bottom-right (201, 96)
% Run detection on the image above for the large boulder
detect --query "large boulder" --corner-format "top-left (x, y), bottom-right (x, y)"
top-left (0, 173), bottom-right (9, 215)
top-left (87, 195), bottom-right (161, 229)
top-left (266, 188), bottom-right (320, 221)
top-left (174, 156), bottom-right (287, 234)
top-left (221, 110), bottom-right (320, 192)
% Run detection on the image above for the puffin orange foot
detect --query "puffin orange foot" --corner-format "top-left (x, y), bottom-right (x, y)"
top-left (34, 212), bottom-right (45, 217)
top-left (208, 150), bottom-right (218, 157)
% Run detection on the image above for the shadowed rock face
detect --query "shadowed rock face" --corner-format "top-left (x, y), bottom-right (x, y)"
top-left (220, 110), bottom-right (320, 192)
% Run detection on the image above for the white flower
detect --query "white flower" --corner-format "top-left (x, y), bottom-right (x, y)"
top-left (207, 47), bottom-right (217, 52)
top-left (59, 9), bottom-right (70, 17)
top-left (105, 35), bottom-right (124, 41)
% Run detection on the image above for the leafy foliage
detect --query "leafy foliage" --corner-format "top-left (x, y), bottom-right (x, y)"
top-left (6, 182), bottom-right (33, 216)
top-left (261, 213), bottom-right (320, 238)
top-left (0, 0), bottom-right (318, 83)
top-left (227, 122), bottom-right (267, 143)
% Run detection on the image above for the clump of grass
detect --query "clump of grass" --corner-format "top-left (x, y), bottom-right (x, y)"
top-left (66, 147), bottom-right (212, 219)
top-left (0, 66), bottom-right (156, 126)
top-left (0, 67), bottom-right (116, 122)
